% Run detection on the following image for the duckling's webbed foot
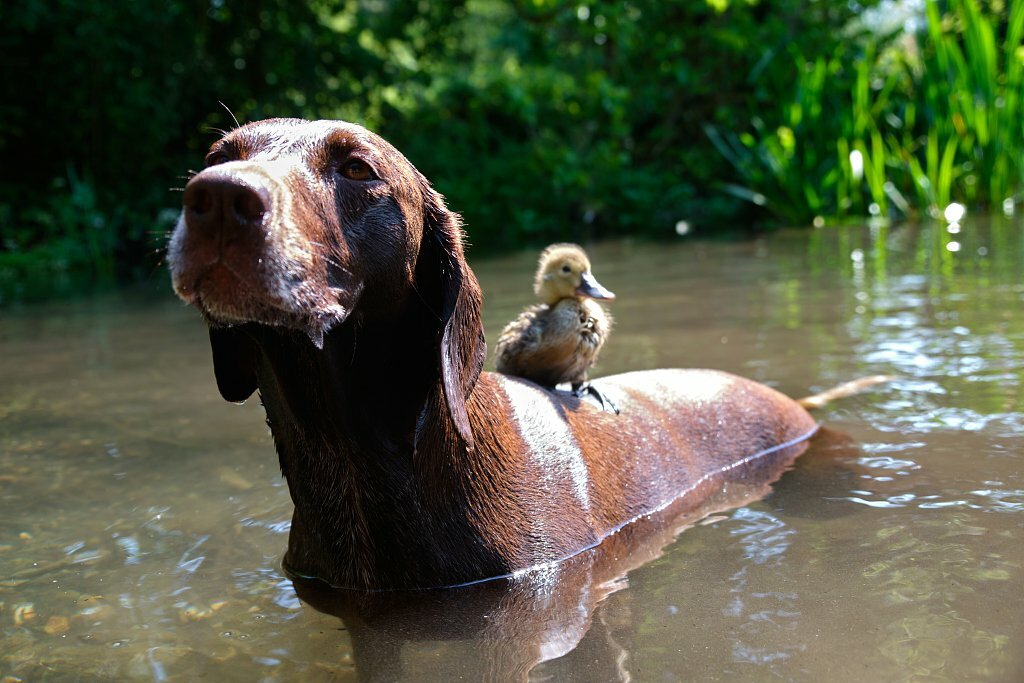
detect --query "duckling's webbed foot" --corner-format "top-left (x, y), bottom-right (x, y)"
top-left (571, 382), bottom-right (620, 415)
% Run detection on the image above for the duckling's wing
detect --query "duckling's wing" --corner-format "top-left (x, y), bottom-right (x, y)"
top-left (579, 299), bottom-right (614, 345)
top-left (546, 299), bottom-right (614, 383)
top-left (495, 304), bottom-right (547, 375)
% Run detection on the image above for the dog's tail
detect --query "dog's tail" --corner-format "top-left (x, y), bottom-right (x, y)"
top-left (797, 375), bottom-right (895, 410)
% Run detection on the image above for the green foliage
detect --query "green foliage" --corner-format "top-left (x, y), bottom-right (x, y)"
top-left (706, 50), bottom-right (848, 226)
top-left (2, 170), bottom-right (115, 272)
top-left (715, 0), bottom-right (1024, 225)
top-left (917, 0), bottom-right (1024, 209)
top-left (0, 0), bottom-right (873, 289)
top-left (367, 0), bottom-right (862, 246)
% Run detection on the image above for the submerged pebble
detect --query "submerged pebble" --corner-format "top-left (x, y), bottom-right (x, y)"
top-left (13, 603), bottom-right (36, 626)
top-left (179, 600), bottom-right (227, 623)
top-left (44, 615), bottom-right (70, 635)
top-left (217, 467), bottom-right (254, 491)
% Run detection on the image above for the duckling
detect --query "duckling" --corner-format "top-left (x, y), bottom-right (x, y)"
top-left (495, 243), bottom-right (618, 412)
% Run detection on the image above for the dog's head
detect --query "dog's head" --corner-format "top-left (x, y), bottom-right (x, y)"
top-left (168, 119), bottom-right (485, 445)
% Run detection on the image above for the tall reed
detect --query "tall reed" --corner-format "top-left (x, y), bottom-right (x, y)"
top-left (712, 0), bottom-right (1024, 225)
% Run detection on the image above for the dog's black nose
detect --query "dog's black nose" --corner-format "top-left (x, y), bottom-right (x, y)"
top-left (183, 169), bottom-right (271, 243)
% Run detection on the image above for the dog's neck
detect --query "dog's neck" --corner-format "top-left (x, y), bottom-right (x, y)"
top-left (244, 306), bottom-right (500, 589)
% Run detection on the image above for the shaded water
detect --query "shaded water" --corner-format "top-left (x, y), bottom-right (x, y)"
top-left (2, 218), bottom-right (1023, 681)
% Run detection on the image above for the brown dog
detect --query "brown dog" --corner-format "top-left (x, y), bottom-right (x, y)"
top-left (168, 118), bottom-right (818, 591)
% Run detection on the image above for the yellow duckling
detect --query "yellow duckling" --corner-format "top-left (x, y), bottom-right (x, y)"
top-left (495, 243), bottom-right (617, 411)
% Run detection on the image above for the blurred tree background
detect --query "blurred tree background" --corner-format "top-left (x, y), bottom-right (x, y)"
top-left (1, 0), bottom-right (1021, 295)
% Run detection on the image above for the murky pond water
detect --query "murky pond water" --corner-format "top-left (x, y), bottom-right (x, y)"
top-left (2, 218), bottom-right (1023, 681)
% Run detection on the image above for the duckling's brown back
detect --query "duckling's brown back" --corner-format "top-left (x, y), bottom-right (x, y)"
top-left (495, 299), bottom-right (613, 387)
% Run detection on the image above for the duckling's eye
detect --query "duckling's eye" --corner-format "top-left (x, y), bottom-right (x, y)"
top-left (561, 265), bottom-right (572, 274)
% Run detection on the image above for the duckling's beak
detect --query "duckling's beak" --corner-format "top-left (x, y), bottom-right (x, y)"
top-left (576, 271), bottom-right (615, 300)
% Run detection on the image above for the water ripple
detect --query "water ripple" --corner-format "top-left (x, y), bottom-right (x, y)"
top-left (729, 508), bottom-right (793, 565)
top-left (843, 489), bottom-right (1024, 513)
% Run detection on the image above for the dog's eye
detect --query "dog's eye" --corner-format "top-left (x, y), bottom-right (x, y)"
top-left (205, 152), bottom-right (230, 167)
top-left (340, 159), bottom-right (373, 181)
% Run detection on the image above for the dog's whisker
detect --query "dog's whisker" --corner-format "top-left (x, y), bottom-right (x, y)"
top-left (218, 100), bottom-right (242, 130)
top-left (203, 126), bottom-right (230, 139)
top-left (322, 255), bottom-right (345, 270)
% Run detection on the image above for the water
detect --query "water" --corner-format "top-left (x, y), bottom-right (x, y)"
top-left (2, 218), bottom-right (1022, 681)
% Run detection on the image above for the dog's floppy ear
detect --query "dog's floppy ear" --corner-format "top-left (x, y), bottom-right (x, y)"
top-left (209, 326), bottom-right (259, 403)
top-left (420, 184), bottom-right (486, 449)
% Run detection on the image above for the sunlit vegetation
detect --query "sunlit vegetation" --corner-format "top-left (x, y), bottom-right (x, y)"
top-left (709, 0), bottom-right (1024, 226)
top-left (0, 0), bottom-right (1018, 294)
